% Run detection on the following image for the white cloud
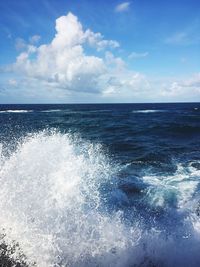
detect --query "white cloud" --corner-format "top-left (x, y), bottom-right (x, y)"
top-left (105, 51), bottom-right (125, 70)
top-left (12, 13), bottom-right (109, 94)
top-left (29, 35), bottom-right (41, 44)
top-left (161, 73), bottom-right (200, 98)
top-left (128, 52), bottom-right (149, 59)
top-left (5, 12), bottom-right (200, 103)
top-left (85, 30), bottom-right (119, 51)
top-left (8, 79), bottom-right (18, 86)
top-left (182, 73), bottom-right (200, 88)
top-left (15, 36), bottom-right (40, 51)
top-left (115, 2), bottom-right (131, 13)
top-left (11, 12), bottom-right (148, 100)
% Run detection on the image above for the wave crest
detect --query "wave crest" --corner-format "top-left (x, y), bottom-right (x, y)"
top-left (0, 131), bottom-right (200, 267)
top-left (0, 131), bottom-right (139, 267)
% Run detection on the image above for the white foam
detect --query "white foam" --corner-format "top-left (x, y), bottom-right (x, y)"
top-left (0, 131), bottom-right (139, 267)
top-left (41, 109), bottom-right (62, 113)
top-left (132, 110), bottom-right (164, 114)
top-left (0, 110), bottom-right (33, 113)
top-left (143, 163), bottom-right (200, 209)
top-left (0, 132), bottom-right (200, 266)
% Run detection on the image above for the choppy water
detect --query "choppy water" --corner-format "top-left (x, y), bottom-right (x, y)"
top-left (0, 103), bottom-right (200, 267)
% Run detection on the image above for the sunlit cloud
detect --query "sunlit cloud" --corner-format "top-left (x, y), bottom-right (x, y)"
top-left (3, 12), bottom-right (200, 103)
top-left (7, 13), bottom-right (149, 100)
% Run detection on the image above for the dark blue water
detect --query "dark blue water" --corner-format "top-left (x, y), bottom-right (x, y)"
top-left (0, 103), bottom-right (200, 267)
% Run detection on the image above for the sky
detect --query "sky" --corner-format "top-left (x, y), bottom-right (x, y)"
top-left (0, 0), bottom-right (200, 103)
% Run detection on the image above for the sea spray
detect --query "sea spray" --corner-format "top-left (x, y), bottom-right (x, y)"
top-left (143, 163), bottom-right (200, 209)
top-left (0, 131), bottom-right (200, 266)
top-left (0, 131), bottom-right (140, 267)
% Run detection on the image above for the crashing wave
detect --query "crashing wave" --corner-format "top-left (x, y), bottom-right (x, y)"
top-left (0, 131), bottom-right (200, 267)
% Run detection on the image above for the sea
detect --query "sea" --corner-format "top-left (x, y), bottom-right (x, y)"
top-left (0, 103), bottom-right (200, 267)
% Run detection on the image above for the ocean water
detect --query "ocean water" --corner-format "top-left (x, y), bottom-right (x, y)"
top-left (0, 103), bottom-right (200, 267)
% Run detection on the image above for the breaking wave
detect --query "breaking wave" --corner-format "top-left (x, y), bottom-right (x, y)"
top-left (132, 110), bottom-right (165, 114)
top-left (41, 109), bottom-right (63, 113)
top-left (0, 110), bottom-right (33, 113)
top-left (0, 131), bottom-right (200, 267)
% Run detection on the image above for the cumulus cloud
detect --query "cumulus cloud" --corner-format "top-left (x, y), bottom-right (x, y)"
top-left (6, 11), bottom-right (199, 103)
top-left (9, 12), bottom-right (149, 101)
top-left (85, 30), bottom-right (119, 51)
top-left (15, 35), bottom-right (40, 51)
top-left (115, 2), bottom-right (131, 13)
top-left (13, 13), bottom-right (107, 94)
top-left (160, 73), bottom-right (200, 99)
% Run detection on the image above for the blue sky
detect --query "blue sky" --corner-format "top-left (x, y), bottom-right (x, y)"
top-left (0, 0), bottom-right (200, 103)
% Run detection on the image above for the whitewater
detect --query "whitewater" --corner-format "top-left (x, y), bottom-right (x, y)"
top-left (0, 103), bottom-right (200, 267)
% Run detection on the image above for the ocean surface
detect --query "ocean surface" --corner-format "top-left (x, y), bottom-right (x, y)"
top-left (0, 103), bottom-right (200, 267)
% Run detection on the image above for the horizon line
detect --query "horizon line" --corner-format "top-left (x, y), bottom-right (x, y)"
top-left (0, 101), bottom-right (200, 105)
